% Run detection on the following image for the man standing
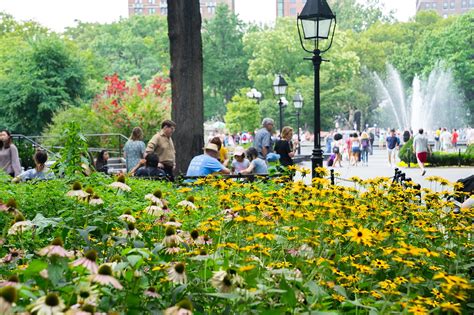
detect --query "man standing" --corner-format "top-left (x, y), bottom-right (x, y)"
top-left (451, 129), bottom-right (459, 148)
top-left (413, 128), bottom-right (430, 176)
top-left (386, 129), bottom-right (400, 167)
top-left (440, 128), bottom-right (452, 152)
top-left (186, 143), bottom-right (230, 176)
top-left (254, 118), bottom-right (275, 160)
top-left (145, 120), bottom-right (176, 178)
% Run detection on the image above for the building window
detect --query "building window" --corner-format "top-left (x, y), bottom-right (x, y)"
top-left (425, 3), bottom-right (430, 8)
top-left (134, 0), bottom-right (142, 3)
top-left (450, 1), bottom-right (455, 8)
top-left (149, 8), bottom-right (156, 14)
top-left (443, 2), bottom-right (448, 9)
top-left (277, 0), bottom-right (284, 17)
top-left (443, 13), bottom-right (448, 17)
top-left (470, 0), bottom-right (474, 7)
top-left (134, 8), bottom-right (143, 14)
top-left (290, 7), bottom-right (297, 15)
top-left (432, 2), bottom-right (437, 8)
top-left (160, 7), bottom-right (167, 14)
top-left (290, 0), bottom-right (296, 3)
top-left (149, 0), bottom-right (156, 3)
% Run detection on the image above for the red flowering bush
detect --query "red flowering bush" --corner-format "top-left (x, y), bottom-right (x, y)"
top-left (92, 73), bottom-right (171, 138)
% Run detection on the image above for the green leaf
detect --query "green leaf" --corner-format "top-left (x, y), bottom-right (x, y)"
top-left (31, 213), bottom-right (61, 233)
top-left (279, 277), bottom-right (297, 307)
top-left (127, 254), bottom-right (143, 267)
top-left (23, 260), bottom-right (48, 277)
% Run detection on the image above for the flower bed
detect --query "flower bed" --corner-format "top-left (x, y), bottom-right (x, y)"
top-left (0, 171), bottom-right (472, 314)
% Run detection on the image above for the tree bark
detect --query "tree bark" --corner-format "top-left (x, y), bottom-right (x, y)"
top-left (167, 0), bottom-right (204, 174)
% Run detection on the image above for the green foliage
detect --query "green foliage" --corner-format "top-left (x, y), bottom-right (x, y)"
top-left (224, 90), bottom-right (262, 133)
top-left (202, 4), bottom-right (249, 119)
top-left (51, 122), bottom-right (90, 178)
top-left (64, 15), bottom-right (170, 83)
top-left (400, 139), bottom-right (474, 166)
top-left (330, 0), bottom-right (394, 32)
top-left (0, 35), bottom-right (87, 134)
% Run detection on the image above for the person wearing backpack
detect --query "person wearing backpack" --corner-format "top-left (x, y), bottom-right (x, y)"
top-left (360, 132), bottom-right (370, 166)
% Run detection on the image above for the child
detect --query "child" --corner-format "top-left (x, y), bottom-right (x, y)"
top-left (240, 147), bottom-right (268, 175)
top-left (231, 146), bottom-right (250, 174)
top-left (13, 151), bottom-right (54, 182)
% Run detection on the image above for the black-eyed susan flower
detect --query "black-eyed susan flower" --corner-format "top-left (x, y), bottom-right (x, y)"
top-left (345, 227), bottom-right (373, 246)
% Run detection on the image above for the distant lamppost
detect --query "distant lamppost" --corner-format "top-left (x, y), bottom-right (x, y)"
top-left (246, 88), bottom-right (262, 103)
top-left (273, 75), bottom-right (289, 134)
top-left (293, 91), bottom-right (304, 154)
top-left (297, 0), bottom-right (336, 178)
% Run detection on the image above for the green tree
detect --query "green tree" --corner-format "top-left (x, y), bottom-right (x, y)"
top-left (202, 4), bottom-right (249, 119)
top-left (0, 36), bottom-right (87, 134)
top-left (224, 90), bottom-right (261, 133)
top-left (64, 15), bottom-right (170, 83)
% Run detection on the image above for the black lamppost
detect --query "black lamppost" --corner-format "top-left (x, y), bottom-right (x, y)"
top-left (293, 91), bottom-right (304, 155)
top-left (246, 88), bottom-right (262, 103)
top-left (297, 0), bottom-right (336, 178)
top-left (273, 75), bottom-right (288, 135)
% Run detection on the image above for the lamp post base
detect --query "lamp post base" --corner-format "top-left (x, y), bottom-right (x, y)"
top-left (311, 147), bottom-right (324, 178)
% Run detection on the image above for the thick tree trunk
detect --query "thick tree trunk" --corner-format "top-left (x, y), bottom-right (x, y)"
top-left (167, 0), bottom-right (204, 174)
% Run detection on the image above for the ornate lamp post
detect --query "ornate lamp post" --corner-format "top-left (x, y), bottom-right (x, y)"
top-left (297, 0), bottom-right (336, 178)
top-left (293, 91), bottom-right (304, 154)
top-left (273, 75), bottom-right (289, 135)
top-left (246, 88), bottom-right (262, 103)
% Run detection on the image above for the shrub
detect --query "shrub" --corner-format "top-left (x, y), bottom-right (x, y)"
top-left (400, 139), bottom-right (474, 166)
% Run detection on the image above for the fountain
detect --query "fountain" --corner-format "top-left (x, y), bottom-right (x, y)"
top-left (374, 63), bottom-right (466, 131)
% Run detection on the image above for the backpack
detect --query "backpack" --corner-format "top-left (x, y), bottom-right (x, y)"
top-left (361, 139), bottom-right (369, 149)
top-left (333, 146), bottom-right (340, 154)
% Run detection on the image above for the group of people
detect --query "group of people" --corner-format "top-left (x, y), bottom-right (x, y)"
top-left (434, 127), bottom-right (459, 152)
top-left (0, 129), bottom-right (55, 182)
top-left (327, 131), bottom-right (373, 167)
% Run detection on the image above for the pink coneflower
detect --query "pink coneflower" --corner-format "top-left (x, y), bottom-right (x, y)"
top-left (31, 292), bottom-right (65, 314)
top-left (71, 250), bottom-right (99, 274)
top-left (7, 214), bottom-right (33, 235)
top-left (144, 287), bottom-right (161, 298)
top-left (90, 265), bottom-right (123, 290)
top-left (167, 263), bottom-right (187, 284)
top-left (165, 247), bottom-right (181, 255)
top-left (109, 175), bottom-right (131, 192)
top-left (0, 275), bottom-right (20, 288)
top-left (177, 200), bottom-right (196, 210)
top-left (1, 248), bottom-right (24, 264)
top-left (210, 269), bottom-right (244, 293)
top-left (118, 213), bottom-right (136, 223)
top-left (121, 222), bottom-right (141, 238)
top-left (145, 193), bottom-right (164, 207)
top-left (67, 182), bottom-right (90, 198)
top-left (89, 195), bottom-right (104, 206)
top-left (164, 298), bottom-right (193, 315)
top-left (163, 227), bottom-right (183, 247)
top-left (0, 286), bottom-right (17, 315)
top-left (144, 205), bottom-right (164, 216)
top-left (196, 235), bottom-right (213, 245)
top-left (38, 238), bottom-right (74, 258)
top-left (164, 220), bottom-right (182, 228)
top-left (0, 200), bottom-right (7, 212)
top-left (76, 282), bottom-right (99, 306)
top-left (4, 198), bottom-right (19, 214)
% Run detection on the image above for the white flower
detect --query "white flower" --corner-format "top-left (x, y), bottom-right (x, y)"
top-left (177, 200), bottom-right (196, 210)
top-left (168, 263), bottom-right (187, 284)
top-left (145, 194), bottom-right (164, 206)
top-left (89, 196), bottom-right (104, 205)
top-left (109, 182), bottom-right (131, 192)
top-left (144, 205), bottom-right (164, 216)
top-left (66, 189), bottom-right (89, 199)
top-left (210, 269), bottom-right (244, 293)
top-left (31, 293), bottom-right (66, 315)
top-left (118, 214), bottom-right (136, 223)
top-left (8, 220), bottom-right (33, 235)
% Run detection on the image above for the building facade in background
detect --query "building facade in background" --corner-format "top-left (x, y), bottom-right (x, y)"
top-left (276, 0), bottom-right (306, 17)
top-left (416, 0), bottom-right (473, 17)
top-left (128, 0), bottom-right (235, 19)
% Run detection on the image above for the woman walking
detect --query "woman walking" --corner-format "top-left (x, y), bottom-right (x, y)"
top-left (360, 132), bottom-right (371, 166)
top-left (0, 130), bottom-right (21, 177)
top-left (350, 133), bottom-right (361, 166)
top-left (123, 127), bottom-right (146, 173)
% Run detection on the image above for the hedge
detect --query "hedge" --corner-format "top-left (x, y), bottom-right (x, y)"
top-left (399, 139), bottom-right (474, 166)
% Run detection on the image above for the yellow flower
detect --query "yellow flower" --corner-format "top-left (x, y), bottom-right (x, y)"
top-left (431, 288), bottom-right (444, 300)
top-left (408, 304), bottom-right (429, 315)
top-left (345, 227), bottom-right (373, 246)
top-left (439, 302), bottom-right (461, 314)
top-left (331, 293), bottom-right (345, 302)
top-left (238, 265), bottom-right (255, 272)
top-left (370, 291), bottom-right (382, 299)
top-left (371, 259), bottom-right (390, 270)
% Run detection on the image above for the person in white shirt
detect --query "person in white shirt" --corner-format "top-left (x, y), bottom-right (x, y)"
top-left (412, 129), bottom-right (430, 176)
top-left (439, 128), bottom-right (452, 152)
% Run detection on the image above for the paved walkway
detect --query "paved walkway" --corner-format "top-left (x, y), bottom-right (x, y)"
top-left (296, 144), bottom-right (473, 188)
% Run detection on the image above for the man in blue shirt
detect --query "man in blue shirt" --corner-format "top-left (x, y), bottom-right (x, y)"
top-left (386, 129), bottom-right (400, 167)
top-left (254, 118), bottom-right (275, 160)
top-left (186, 143), bottom-right (231, 177)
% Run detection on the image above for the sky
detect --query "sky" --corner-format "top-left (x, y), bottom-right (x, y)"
top-left (0, 0), bottom-right (416, 32)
